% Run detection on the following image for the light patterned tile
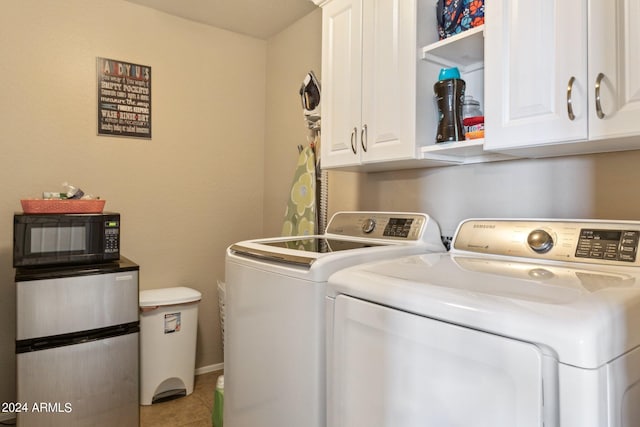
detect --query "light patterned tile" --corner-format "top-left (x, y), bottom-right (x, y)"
top-left (140, 371), bottom-right (221, 427)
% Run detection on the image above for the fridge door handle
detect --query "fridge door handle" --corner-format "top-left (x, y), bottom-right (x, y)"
top-left (16, 322), bottom-right (139, 353)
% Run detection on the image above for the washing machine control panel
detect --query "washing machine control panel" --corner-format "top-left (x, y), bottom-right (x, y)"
top-left (453, 220), bottom-right (640, 266)
top-left (527, 229), bottom-right (555, 254)
top-left (326, 212), bottom-right (429, 241)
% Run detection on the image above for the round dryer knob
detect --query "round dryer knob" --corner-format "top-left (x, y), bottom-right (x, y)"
top-left (527, 229), bottom-right (554, 253)
top-left (362, 218), bottom-right (376, 234)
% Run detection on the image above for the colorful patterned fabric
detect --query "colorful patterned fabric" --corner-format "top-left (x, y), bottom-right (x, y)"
top-left (281, 146), bottom-right (317, 248)
top-left (437, 0), bottom-right (485, 40)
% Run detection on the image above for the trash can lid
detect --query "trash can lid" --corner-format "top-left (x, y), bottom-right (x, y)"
top-left (140, 286), bottom-right (202, 307)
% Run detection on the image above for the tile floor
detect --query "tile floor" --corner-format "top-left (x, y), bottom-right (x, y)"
top-left (0, 371), bottom-right (222, 427)
top-left (140, 370), bottom-right (223, 427)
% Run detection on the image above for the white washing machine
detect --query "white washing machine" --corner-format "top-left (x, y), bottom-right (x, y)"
top-left (326, 219), bottom-right (640, 427)
top-left (224, 211), bottom-right (445, 427)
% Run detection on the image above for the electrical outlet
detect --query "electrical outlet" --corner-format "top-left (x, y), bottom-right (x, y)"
top-left (441, 235), bottom-right (453, 251)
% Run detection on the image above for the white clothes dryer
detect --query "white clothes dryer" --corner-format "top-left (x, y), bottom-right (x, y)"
top-left (224, 211), bottom-right (445, 427)
top-left (326, 219), bottom-right (640, 427)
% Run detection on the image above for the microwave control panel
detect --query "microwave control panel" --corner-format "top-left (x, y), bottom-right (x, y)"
top-left (104, 220), bottom-right (120, 253)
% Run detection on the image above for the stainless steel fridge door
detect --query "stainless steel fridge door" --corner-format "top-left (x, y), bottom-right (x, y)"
top-left (17, 332), bottom-right (139, 427)
top-left (16, 270), bottom-right (139, 340)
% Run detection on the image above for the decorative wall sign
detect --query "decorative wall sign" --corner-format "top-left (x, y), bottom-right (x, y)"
top-left (97, 57), bottom-right (152, 139)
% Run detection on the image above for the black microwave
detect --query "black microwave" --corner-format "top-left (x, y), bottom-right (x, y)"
top-left (13, 212), bottom-right (120, 268)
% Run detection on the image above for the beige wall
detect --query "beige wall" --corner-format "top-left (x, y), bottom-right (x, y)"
top-left (263, 10), bottom-right (322, 236)
top-left (262, 8), bottom-right (365, 232)
top-left (0, 0), bottom-right (267, 406)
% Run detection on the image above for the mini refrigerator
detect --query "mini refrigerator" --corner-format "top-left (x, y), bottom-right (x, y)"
top-left (15, 258), bottom-right (139, 427)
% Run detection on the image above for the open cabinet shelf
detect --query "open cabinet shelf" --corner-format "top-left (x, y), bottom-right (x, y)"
top-left (421, 25), bottom-right (485, 72)
top-left (417, 25), bottom-right (508, 166)
top-left (421, 139), bottom-right (516, 164)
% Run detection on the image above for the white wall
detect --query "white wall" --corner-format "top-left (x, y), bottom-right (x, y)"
top-left (0, 0), bottom-right (267, 407)
top-left (353, 150), bottom-right (640, 238)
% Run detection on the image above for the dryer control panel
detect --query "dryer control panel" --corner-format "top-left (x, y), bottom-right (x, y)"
top-left (453, 219), bottom-right (640, 266)
top-left (576, 229), bottom-right (639, 262)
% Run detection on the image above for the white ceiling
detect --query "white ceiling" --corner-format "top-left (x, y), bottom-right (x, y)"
top-left (125, 0), bottom-right (319, 39)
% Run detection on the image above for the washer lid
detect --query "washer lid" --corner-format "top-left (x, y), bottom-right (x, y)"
top-left (327, 253), bottom-right (640, 369)
top-left (140, 286), bottom-right (201, 307)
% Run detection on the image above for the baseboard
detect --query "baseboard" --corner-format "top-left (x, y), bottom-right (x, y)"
top-left (195, 362), bottom-right (224, 375)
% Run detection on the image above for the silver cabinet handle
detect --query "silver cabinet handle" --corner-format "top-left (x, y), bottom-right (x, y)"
top-left (595, 72), bottom-right (605, 119)
top-left (350, 127), bottom-right (357, 154)
top-left (361, 124), bottom-right (368, 152)
top-left (567, 76), bottom-right (576, 121)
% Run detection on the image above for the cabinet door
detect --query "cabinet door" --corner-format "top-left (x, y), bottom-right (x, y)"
top-left (588, 0), bottom-right (640, 140)
top-left (321, 0), bottom-right (363, 168)
top-left (484, 0), bottom-right (588, 151)
top-left (360, 0), bottom-right (417, 163)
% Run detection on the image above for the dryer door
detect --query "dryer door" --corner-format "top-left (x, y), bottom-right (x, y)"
top-left (330, 295), bottom-right (547, 427)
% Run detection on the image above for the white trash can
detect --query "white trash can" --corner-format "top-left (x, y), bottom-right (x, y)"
top-left (139, 286), bottom-right (201, 405)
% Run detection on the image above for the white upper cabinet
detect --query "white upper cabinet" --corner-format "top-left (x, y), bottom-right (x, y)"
top-left (315, 0), bottom-right (640, 169)
top-left (318, 0), bottom-right (430, 170)
top-left (317, 0), bottom-right (511, 170)
top-left (361, 0), bottom-right (421, 164)
top-left (319, 0), bottom-right (363, 168)
top-left (588, 0), bottom-right (640, 141)
top-left (484, 0), bottom-right (587, 149)
top-left (484, 0), bottom-right (640, 157)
